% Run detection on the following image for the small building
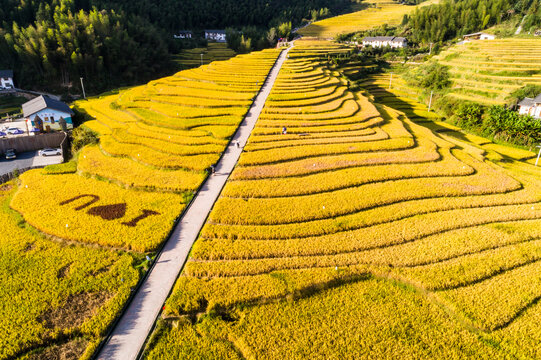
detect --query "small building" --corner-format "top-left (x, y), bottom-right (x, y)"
top-left (463, 32), bottom-right (496, 41)
top-left (0, 70), bottom-right (14, 89)
top-left (174, 31), bottom-right (193, 39)
top-left (362, 36), bottom-right (408, 49)
top-left (518, 94), bottom-right (541, 119)
top-left (205, 30), bottom-right (227, 42)
top-left (22, 95), bottom-right (74, 131)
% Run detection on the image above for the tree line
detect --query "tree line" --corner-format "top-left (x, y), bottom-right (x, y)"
top-left (401, 0), bottom-right (538, 44)
top-left (0, 0), bottom-right (350, 94)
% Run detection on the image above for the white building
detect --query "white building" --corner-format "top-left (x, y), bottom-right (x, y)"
top-left (23, 95), bottom-right (75, 131)
top-left (0, 70), bottom-right (14, 89)
top-left (174, 31), bottom-right (193, 39)
top-left (518, 94), bottom-right (541, 119)
top-left (205, 30), bottom-right (226, 42)
top-left (463, 32), bottom-right (496, 41)
top-left (362, 36), bottom-right (407, 49)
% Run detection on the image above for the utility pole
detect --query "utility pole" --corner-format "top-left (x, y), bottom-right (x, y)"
top-left (389, 73), bottom-right (393, 89)
top-left (200, 53), bottom-right (204, 66)
top-left (80, 77), bottom-right (86, 99)
top-left (428, 90), bottom-right (434, 112)
top-left (429, 42), bottom-right (433, 56)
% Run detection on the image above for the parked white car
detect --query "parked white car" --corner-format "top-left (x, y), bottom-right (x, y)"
top-left (39, 148), bottom-right (61, 156)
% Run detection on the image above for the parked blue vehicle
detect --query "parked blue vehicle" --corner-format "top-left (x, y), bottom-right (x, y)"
top-left (6, 127), bottom-right (24, 135)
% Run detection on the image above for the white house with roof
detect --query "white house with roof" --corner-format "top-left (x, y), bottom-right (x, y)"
top-left (205, 30), bottom-right (226, 42)
top-left (362, 36), bottom-right (407, 48)
top-left (518, 94), bottom-right (541, 119)
top-left (22, 95), bottom-right (74, 131)
top-left (174, 31), bottom-right (193, 39)
top-left (463, 32), bottom-right (496, 41)
top-left (0, 70), bottom-right (14, 89)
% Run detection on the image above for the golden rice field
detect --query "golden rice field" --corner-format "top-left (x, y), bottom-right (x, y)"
top-left (360, 72), bottom-right (538, 162)
top-left (2, 49), bottom-right (280, 359)
top-left (174, 42), bottom-right (237, 69)
top-left (435, 38), bottom-right (541, 105)
top-left (298, 0), bottom-right (440, 39)
top-left (145, 40), bottom-right (541, 359)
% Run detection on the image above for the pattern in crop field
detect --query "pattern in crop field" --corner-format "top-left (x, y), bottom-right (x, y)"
top-left (0, 184), bottom-right (140, 360)
top-left (3, 49), bottom-right (280, 359)
top-left (298, 0), bottom-right (440, 39)
top-left (434, 38), bottom-right (541, 105)
top-left (11, 49), bottom-right (280, 252)
top-left (147, 40), bottom-right (541, 359)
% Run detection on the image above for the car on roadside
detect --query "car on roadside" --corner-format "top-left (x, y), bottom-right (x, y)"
top-left (6, 127), bottom-right (24, 135)
top-left (39, 148), bottom-right (62, 156)
top-left (0, 131), bottom-right (6, 138)
top-left (5, 149), bottom-right (16, 160)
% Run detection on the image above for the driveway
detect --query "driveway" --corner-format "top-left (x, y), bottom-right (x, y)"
top-left (0, 150), bottom-right (62, 176)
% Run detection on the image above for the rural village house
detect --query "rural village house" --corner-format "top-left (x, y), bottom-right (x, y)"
top-left (463, 32), bottom-right (496, 41)
top-left (518, 94), bottom-right (541, 119)
top-left (205, 30), bottom-right (227, 42)
top-left (361, 36), bottom-right (408, 48)
top-left (22, 95), bottom-right (74, 131)
top-left (174, 31), bottom-right (193, 39)
top-left (0, 70), bottom-right (14, 89)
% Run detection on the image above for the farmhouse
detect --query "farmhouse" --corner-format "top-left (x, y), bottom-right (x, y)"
top-left (22, 95), bottom-right (74, 131)
top-left (362, 36), bottom-right (407, 48)
top-left (205, 30), bottom-right (227, 42)
top-left (518, 94), bottom-right (541, 119)
top-left (0, 70), bottom-right (14, 89)
top-left (463, 32), bottom-right (496, 41)
top-left (174, 31), bottom-right (193, 39)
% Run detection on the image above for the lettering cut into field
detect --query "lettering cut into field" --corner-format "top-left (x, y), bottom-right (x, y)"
top-left (145, 40), bottom-right (541, 360)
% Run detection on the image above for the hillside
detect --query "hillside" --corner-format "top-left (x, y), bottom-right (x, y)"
top-left (297, 0), bottom-right (439, 38)
top-left (435, 38), bottom-right (541, 105)
top-left (143, 40), bottom-right (541, 359)
top-left (0, 0), bottom-right (348, 93)
top-left (0, 49), bottom-right (280, 359)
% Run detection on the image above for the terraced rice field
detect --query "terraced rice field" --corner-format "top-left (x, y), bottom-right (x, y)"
top-left (174, 43), bottom-right (237, 69)
top-left (1, 49), bottom-right (280, 359)
top-left (360, 72), bottom-right (538, 162)
top-left (436, 38), bottom-right (541, 105)
top-left (298, 0), bottom-right (439, 39)
top-left (146, 40), bottom-right (541, 359)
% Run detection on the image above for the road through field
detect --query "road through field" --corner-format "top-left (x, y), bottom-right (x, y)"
top-left (96, 45), bottom-right (292, 360)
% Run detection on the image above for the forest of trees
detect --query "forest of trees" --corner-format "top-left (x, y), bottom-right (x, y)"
top-left (0, 0), bottom-right (350, 94)
top-left (401, 0), bottom-right (540, 44)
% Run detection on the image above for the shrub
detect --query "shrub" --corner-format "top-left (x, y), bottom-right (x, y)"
top-left (455, 102), bottom-right (485, 129)
top-left (71, 126), bottom-right (99, 154)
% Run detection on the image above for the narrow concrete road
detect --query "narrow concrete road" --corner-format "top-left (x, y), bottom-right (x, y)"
top-left (97, 45), bottom-right (292, 360)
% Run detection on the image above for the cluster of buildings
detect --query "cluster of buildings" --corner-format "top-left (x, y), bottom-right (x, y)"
top-left (360, 31), bottom-right (496, 50)
top-left (0, 69), bottom-right (74, 131)
top-left (361, 36), bottom-right (408, 49)
top-left (174, 30), bottom-right (227, 42)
